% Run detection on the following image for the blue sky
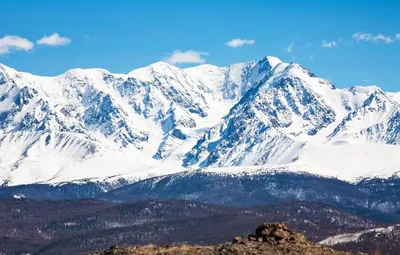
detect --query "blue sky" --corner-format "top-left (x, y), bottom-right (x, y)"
top-left (1, 0), bottom-right (399, 91)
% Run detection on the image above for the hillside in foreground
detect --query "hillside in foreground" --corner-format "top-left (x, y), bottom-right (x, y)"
top-left (91, 223), bottom-right (364, 255)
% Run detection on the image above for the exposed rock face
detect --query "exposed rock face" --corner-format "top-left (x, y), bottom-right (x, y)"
top-left (91, 223), bottom-right (365, 255)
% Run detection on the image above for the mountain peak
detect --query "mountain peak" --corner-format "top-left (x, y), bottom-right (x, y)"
top-left (257, 56), bottom-right (283, 71)
top-left (149, 61), bottom-right (175, 68)
top-left (61, 68), bottom-right (111, 78)
top-left (184, 63), bottom-right (226, 71)
top-left (362, 87), bottom-right (397, 108)
top-left (127, 61), bottom-right (181, 81)
top-left (265, 56), bottom-right (283, 69)
top-left (349, 85), bottom-right (381, 95)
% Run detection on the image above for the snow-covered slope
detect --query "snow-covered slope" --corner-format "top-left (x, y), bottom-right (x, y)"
top-left (319, 225), bottom-right (398, 245)
top-left (0, 57), bottom-right (399, 186)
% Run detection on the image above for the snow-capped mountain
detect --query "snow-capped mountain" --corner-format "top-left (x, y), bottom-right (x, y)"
top-left (183, 64), bottom-right (400, 180)
top-left (0, 56), bottom-right (399, 186)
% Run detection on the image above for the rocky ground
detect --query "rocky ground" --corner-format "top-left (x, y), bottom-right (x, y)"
top-left (91, 223), bottom-right (365, 255)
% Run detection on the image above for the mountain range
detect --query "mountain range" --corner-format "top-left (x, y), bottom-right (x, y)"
top-left (0, 56), bottom-right (399, 186)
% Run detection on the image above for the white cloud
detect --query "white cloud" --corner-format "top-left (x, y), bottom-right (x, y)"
top-left (321, 40), bottom-right (339, 48)
top-left (395, 34), bottom-right (400, 40)
top-left (37, 33), bottom-right (71, 46)
top-left (0, 35), bottom-right (34, 55)
top-left (285, 42), bottom-right (294, 53)
top-left (164, 50), bottom-right (208, 65)
top-left (352, 32), bottom-right (393, 44)
top-left (373, 34), bottom-right (393, 43)
top-left (225, 38), bottom-right (255, 48)
top-left (352, 33), bottom-right (372, 41)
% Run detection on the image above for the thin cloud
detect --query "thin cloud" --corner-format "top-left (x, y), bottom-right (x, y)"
top-left (373, 34), bottom-right (393, 43)
top-left (0, 35), bottom-right (34, 55)
top-left (309, 54), bottom-right (315, 60)
top-left (321, 40), bottom-right (339, 48)
top-left (396, 34), bottom-right (400, 40)
top-left (37, 33), bottom-right (71, 46)
top-left (225, 38), bottom-right (255, 48)
top-left (285, 42), bottom-right (294, 53)
top-left (352, 32), bottom-right (393, 44)
top-left (83, 35), bottom-right (95, 41)
top-left (164, 50), bottom-right (208, 65)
